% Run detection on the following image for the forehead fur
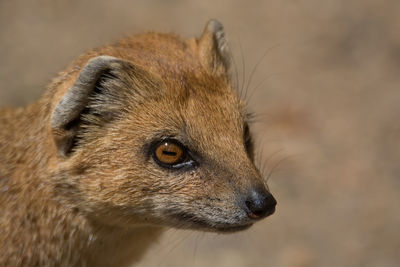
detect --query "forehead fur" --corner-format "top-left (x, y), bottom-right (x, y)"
top-left (122, 70), bottom-right (245, 133)
top-left (111, 32), bottom-right (202, 81)
top-left (105, 32), bottom-right (246, 135)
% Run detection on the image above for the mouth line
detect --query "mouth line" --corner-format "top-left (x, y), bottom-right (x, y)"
top-left (168, 211), bottom-right (253, 233)
top-left (214, 223), bottom-right (253, 233)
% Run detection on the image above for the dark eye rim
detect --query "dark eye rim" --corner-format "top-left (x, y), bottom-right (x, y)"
top-left (244, 123), bottom-right (255, 159)
top-left (151, 138), bottom-right (197, 170)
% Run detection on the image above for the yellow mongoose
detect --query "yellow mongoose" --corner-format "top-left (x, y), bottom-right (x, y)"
top-left (0, 20), bottom-right (276, 266)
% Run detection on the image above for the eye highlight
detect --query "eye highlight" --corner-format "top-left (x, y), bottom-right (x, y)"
top-left (152, 139), bottom-right (196, 169)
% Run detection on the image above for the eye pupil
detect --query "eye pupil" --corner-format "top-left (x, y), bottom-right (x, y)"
top-left (162, 151), bottom-right (177, 156)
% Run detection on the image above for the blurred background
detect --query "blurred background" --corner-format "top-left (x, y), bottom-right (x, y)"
top-left (1, 0), bottom-right (399, 266)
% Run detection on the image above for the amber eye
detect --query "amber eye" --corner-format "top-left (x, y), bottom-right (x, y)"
top-left (152, 139), bottom-right (197, 169)
top-left (153, 140), bottom-right (186, 167)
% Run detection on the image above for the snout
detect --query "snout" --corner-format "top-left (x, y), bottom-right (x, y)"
top-left (243, 188), bottom-right (277, 220)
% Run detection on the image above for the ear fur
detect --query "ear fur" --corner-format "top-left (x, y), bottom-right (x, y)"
top-left (198, 19), bottom-right (231, 76)
top-left (50, 56), bottom-right (160, 157)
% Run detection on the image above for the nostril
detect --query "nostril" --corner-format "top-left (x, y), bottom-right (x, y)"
top-left (245, 191), bottom-right (277, 220)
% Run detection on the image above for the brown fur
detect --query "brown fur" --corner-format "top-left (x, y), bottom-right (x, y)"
top-left (0, 20), bottom-right (275, 266)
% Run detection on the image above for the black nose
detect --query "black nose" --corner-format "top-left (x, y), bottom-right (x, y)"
top-left (245, 189), bottom-right (277, 219)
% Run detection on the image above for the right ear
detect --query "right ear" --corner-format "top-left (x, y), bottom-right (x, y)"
top-left (50, 55), bottom-right (161, 157)
top-left (198, 19), bottom-right (231, 76)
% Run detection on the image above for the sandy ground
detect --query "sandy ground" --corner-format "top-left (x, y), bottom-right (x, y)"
top-left (1, 0), bottom-right (399, 266)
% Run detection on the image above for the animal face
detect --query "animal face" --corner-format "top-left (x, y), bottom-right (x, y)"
top-left (51, 20), bottom-right (276, 233)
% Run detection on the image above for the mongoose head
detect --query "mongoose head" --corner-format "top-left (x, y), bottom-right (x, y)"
top-left (50, 20), bottom-right (276, 233)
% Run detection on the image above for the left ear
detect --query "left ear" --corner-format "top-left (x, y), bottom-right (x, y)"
top-left (50, 56), bottom-right (163, 157)
top-left (198, 19), bottom-right (231, 76)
